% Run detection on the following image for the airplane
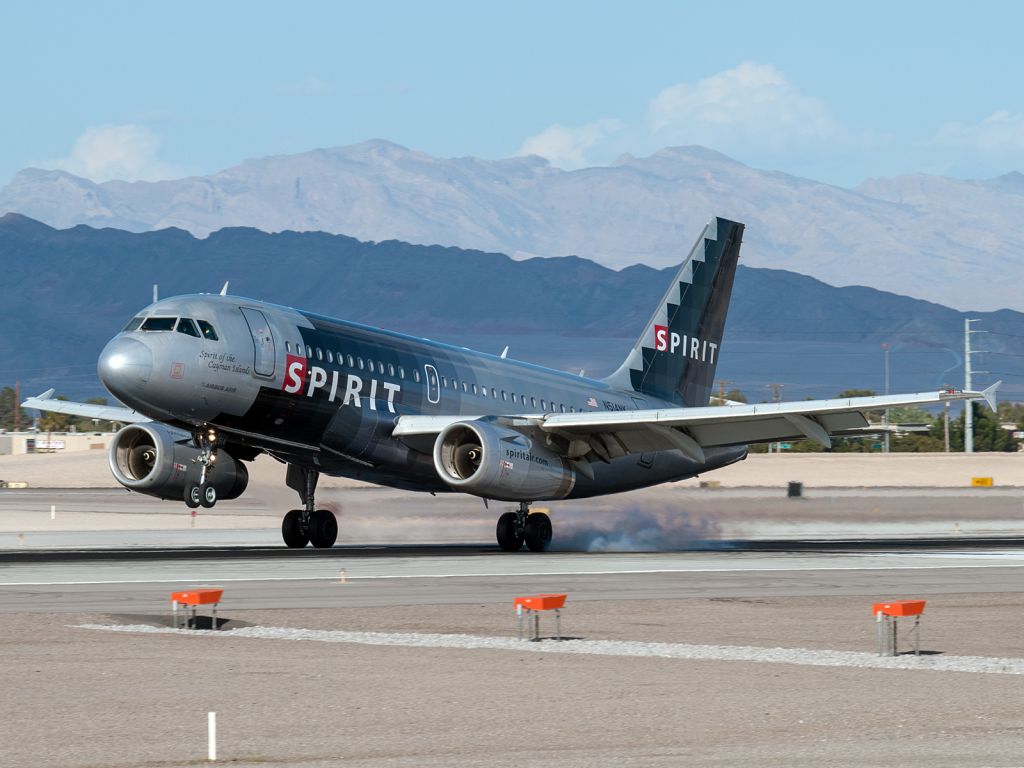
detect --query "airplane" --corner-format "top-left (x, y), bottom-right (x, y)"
top-left (23, 217), bottom-right (999, 552)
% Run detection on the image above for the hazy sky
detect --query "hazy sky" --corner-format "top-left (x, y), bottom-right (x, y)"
top-left (3, 1), bottom-right (1023, 187)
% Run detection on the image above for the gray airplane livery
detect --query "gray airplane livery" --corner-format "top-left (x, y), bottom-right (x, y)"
top-left (26, 217), bottom-right (998, 551)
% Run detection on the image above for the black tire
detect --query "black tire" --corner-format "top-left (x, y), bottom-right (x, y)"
top-left (309, 509), bottom-right (338, 549)
top-left (184, 484), bottom-right (201, 509)
top-left (496, 511), bottom-right (524, 552)
top-left (282, 509), bottom-right (309, 548)
top-left (200, 483), bottom-right (217, 508)
top-left (524, 512), bottom-right (552, 552)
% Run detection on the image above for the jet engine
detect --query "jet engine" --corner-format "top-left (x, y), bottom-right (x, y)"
top-left (433, 420), bottom-right (575, 501)
top-left (108, 423), bottom-right (249, 501)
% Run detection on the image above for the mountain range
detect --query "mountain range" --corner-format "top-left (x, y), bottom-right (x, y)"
top-left (2, 141), bottom-right (1024, 312)
top-left (0, 214), bottom-right (1018, 403)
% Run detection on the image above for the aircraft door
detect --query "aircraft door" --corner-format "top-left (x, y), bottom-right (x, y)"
top-left (240, 307), bottom-right (276, 377)
top-left (424, 364), bottom-right (440, 404)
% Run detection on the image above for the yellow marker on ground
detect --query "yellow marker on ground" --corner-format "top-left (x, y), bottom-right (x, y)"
top-left (972, 477), bottom-right (994, 487)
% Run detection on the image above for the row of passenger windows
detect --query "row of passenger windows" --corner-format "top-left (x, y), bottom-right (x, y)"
top-left (124, 316), bottom-right (219, 340)
top-left (286, 340), bottom-right (580, 413)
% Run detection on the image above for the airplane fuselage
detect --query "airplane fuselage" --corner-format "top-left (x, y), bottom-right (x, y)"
top-left (99, 293), bottom-right (746, 500)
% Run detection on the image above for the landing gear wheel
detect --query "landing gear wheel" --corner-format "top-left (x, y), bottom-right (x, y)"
top-left (199, 483), bottom-right (217, 508)
top-left (282, 509), bottom-right (309, 548)
top-left (184, 484), bottom-right (201, 509)
top-left (496, 512), bottom-right (524, 552)
top-left (523, 512), bottom-right (552, 552)
top-left (309, 509), bottom-right (338, 549)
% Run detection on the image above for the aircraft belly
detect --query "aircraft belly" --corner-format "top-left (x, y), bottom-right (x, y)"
top-left (566, 444), bottom-right (747, 499)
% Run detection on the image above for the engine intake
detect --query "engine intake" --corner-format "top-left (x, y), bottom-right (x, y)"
top-left (109, 423), bottom-right (249, 501)
top-left (433, 420), bottom-right (574, 501)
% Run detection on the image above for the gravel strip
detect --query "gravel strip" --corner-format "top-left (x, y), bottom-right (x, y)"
top-left (76, 623), bottom-right (1024, 676)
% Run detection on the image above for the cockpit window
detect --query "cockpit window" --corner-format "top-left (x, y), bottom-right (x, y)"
top-left (175, 318), bottom-right (201, 338)
top-left (122, 317), bottom-right (143, 332)
top-left (196, 320), bottom-right (219, 341)
top-left (140, 317), bottom-right (177, 332)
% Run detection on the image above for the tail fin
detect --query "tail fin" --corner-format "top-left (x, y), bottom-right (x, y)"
top-left (603, 217), bottom-right (744, 406)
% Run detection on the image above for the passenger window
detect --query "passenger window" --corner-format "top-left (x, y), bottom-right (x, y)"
top-left (347, 354), bottom-right (355, 368)
top-left (541, 400), bottom-right (547, 410)
top-left (358, 358), bottom-right (365, 370)
top-left (297, 344), bottom-right (304, 356)
top-left (413, 369), bottom-right (421, 383)
top-left (491, 387), bottom-right (497, 398)
top-left (122, 317), bottom-right (143, 332)
top-left (140, 317), bottom-right (176, 332)
top-left (175, 318), bottom-right (201, 338)
top-left (531, 397), bottom-right (536, 408)
top-left (306, 346), bottom-right (313, 358)
top-left (326, 350), bottom-right (333, 363)
top-left (560, 404), bottom-right (566, 413)
top-left (510, 392), bottom-right (516, 403)
top-left (501, 390), bottom-right (507, 401)
top-left (285, 341), bottom-right (291, 353)
top-left (389, 364), bottom-right (395, 377)
top-left (316, 348), bottom-right (323, 361)
top-left (379, 361), bottom-right (385, 374)
top-left (399, 366), bottom-right (405, 379)
top-left (462, 382), bottom-right (468, 393)
top-left (368, 360), bottom-right (375, 373)
top-left (472, 384), bottom-right (478, 395)
top-left (196, 320), bottom-right (219, 340)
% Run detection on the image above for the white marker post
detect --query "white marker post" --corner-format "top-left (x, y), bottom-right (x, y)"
top-left (50, 505), bottom-right (55, 520)
top-left (208, 711), bottom-right (217, 761)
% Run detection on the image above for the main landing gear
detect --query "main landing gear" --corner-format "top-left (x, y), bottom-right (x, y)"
top-left (282, 465), bottom-right (338, 549)
top-left (185, 426), bottom-right (219, 510)
top-left (496, 502), bottom-right (552, 553)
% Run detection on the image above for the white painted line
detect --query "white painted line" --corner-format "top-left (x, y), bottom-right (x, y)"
top-left (6, 561), bottom-right (1024, 587)
top-left (76, 623), bottom-right (1024, 676)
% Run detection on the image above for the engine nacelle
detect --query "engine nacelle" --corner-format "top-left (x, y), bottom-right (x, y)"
top-left (433, 420), bottom-right (575, 501)
top-left (108, 423), bottom-right (249, 502)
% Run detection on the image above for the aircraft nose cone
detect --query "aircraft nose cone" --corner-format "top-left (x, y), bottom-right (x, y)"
top-left (98, 337), bottom-right (153, 401)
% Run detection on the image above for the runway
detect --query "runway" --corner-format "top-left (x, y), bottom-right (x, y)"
top-left (4, 544), bottom-right (1024, 613)
top-left (3, 485), bottom-right (1024, 613)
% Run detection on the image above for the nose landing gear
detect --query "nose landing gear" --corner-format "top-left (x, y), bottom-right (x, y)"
top-left (496, 502), bottom-right (552, 552)
top-left (282, 465), bottom-right (338, 549)
top-left (185, 425), bottom-right (220, 509)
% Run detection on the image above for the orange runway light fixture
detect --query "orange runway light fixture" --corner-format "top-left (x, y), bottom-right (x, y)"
top-left (514, 593), bottom-right (567, 641)
top-left (171, 588), bottom-right (224, 630)
top-left (873, 599), bottom-right (926, 655)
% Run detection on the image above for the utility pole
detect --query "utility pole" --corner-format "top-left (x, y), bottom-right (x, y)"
top-left (943, 399), bottom-right (950, 453)
top-left (13, 381), bottom-right (19, 432)
top-left (767, 383), bottom-right (784, 453)
top-left (715, 379), bottom-right (732, 401)
top-left (964, 319), bottom-right (987, 453)
top-left (882, 343), bottom-right (891, 453)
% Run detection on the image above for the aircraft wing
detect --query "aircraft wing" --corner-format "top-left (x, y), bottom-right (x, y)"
top-left (393, 384), bottom-right (998, 462)
top-left (538, 384), bottom-right (1000, 462)
top-left (20, 389), bottom-right (149, 424)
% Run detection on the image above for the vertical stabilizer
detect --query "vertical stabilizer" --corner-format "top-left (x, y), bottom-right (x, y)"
top-left (603, 217), bottom-right (743, 406)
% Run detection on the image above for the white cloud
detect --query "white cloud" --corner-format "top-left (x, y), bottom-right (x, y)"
top-left (648, 62), bottom-right (839, 152)
top-left (517, 119), bottom-right (623, 169)
top-left (515, 62), bottom-right (843, 170)
top-left (931, 110), bottom-right (1024, 154)
top-left (45, 124), bottom-right (184, 182)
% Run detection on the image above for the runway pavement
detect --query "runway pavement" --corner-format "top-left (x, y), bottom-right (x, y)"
top-left (3, 486), bottom-right (1024, 614)
top-left (5, 544), bottom-right (1024, 613)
